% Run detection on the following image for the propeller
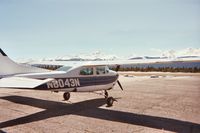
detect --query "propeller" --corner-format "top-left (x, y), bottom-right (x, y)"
top-left (115, 65), bottom-right (124, 91)
top-left (117, 80), bottom-right (123, 91)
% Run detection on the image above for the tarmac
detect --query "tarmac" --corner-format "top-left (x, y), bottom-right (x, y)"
top-left (0, 72), bottom-right (200, 133)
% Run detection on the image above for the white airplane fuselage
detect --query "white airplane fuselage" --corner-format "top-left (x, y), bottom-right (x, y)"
top-left (14, 66), bottom-right (119, 92)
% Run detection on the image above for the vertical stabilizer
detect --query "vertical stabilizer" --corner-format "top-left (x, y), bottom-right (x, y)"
top-left (0, 49), bottom-right (7, 56)
top-left (0, 49), bottom-right (49, 76)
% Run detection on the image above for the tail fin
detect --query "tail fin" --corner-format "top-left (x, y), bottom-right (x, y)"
top-left (0, 49), bottom-right (49, 76)
top-left (0, 49), bottom-right (7, 56)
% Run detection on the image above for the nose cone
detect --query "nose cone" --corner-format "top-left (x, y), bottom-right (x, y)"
top-left (109, 70), bottom-right (119, 78)
top-left (116, 73), bottom-right (119, 78)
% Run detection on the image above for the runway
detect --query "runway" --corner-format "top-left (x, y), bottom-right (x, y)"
top-left (0, 73), bottom-right (200, 133)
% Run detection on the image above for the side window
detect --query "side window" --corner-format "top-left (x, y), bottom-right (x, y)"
top-left (105, 66), bottom-right (109, 73)
top-left (80, 67), bottom-right (94, 75)
top-left (96, 66), bottom-right (107, 75)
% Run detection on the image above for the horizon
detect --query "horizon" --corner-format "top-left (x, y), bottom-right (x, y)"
top-left (0, 0), bottom-right (200, 59)
top-left (5, 48), bottom-right (200, 61)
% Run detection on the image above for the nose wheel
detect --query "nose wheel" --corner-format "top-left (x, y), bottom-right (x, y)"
top-left (63, 92), bottom-right (70, 101)
top-left (106, 97), bottom-right (115, 107)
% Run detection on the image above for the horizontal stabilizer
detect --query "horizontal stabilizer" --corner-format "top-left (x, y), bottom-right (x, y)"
top-left (0, 77), bottom-right (54, 88)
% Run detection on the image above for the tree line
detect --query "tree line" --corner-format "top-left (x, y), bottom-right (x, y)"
top-left (111, 66), bottom-right (200, 73)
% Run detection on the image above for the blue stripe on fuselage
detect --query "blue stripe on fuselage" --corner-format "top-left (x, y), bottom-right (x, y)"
top-left (36, 75), bottom-right (118, 90)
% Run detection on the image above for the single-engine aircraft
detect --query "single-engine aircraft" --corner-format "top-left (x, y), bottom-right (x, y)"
top-left (0, 49), bottom-right (123, 106)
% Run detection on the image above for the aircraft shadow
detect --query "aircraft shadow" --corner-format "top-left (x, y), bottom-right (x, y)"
top-left (0, 130), bottom-right (6, 133)
top-left (0, 96), bottom-right (200, 133)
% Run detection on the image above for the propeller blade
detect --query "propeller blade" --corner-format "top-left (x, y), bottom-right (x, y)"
top-left (117, 80), bottom-right (123, 91)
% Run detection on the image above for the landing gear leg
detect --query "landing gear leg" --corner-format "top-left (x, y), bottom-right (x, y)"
top-left (93, 90), bottom-right (115, 106)
top-left (63, 92), bottom-right (70, 101)
top-left (104, 90), bottom-right (108, 98)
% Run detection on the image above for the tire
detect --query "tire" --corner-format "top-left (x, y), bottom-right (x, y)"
top-left (107, 97), bottom-right (114, 107)
top-left (63, 92), bottom-right (70, 101)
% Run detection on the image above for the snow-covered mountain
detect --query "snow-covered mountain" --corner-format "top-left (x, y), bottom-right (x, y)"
top-left (160, 48), bottom-right (200, 58)
top-left (16, 48), bottom-right (200, 64)
top-left (53, 51), bottom-right (120, 61)
top-left (129, 48), bottom-right (200, 60)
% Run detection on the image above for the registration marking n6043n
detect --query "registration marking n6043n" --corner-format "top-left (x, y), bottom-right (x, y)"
top-left (47, 78), bottom-right (80, 89)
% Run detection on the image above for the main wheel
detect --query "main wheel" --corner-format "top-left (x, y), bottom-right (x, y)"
top-left (106, 97), bottom-right (114, 107)
top-left (63, 92), bottom-right (70, 101)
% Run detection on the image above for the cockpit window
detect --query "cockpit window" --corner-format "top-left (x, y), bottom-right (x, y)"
top-left (96, 66), bottom-right (109, 75)
top-left (56, 66), bottom-right (72, 72)
top-left (80, 67), bottom-right (94, 75)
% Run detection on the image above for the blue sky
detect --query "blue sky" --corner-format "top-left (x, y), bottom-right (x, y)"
top-left (0, 0), bottom-right (199, 59)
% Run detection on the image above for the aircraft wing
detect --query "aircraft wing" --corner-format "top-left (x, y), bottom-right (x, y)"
top-left (0, 77), bottom-right (54, 88)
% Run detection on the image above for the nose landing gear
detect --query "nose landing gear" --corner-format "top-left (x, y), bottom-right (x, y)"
top-left (104, 90), bottom-right (116, 107)
top-left (104, 90), bottom-right (108, 98)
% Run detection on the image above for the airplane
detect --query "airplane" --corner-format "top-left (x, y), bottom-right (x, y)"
top-left (0, 49), bottom-right (123, 106)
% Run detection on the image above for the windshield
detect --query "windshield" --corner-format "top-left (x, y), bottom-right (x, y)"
top-left (56, 66), bottom-right (72, 72)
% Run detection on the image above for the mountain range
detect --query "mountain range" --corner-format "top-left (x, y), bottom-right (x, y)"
top-left (17, 48), bottom-right (200, 63)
